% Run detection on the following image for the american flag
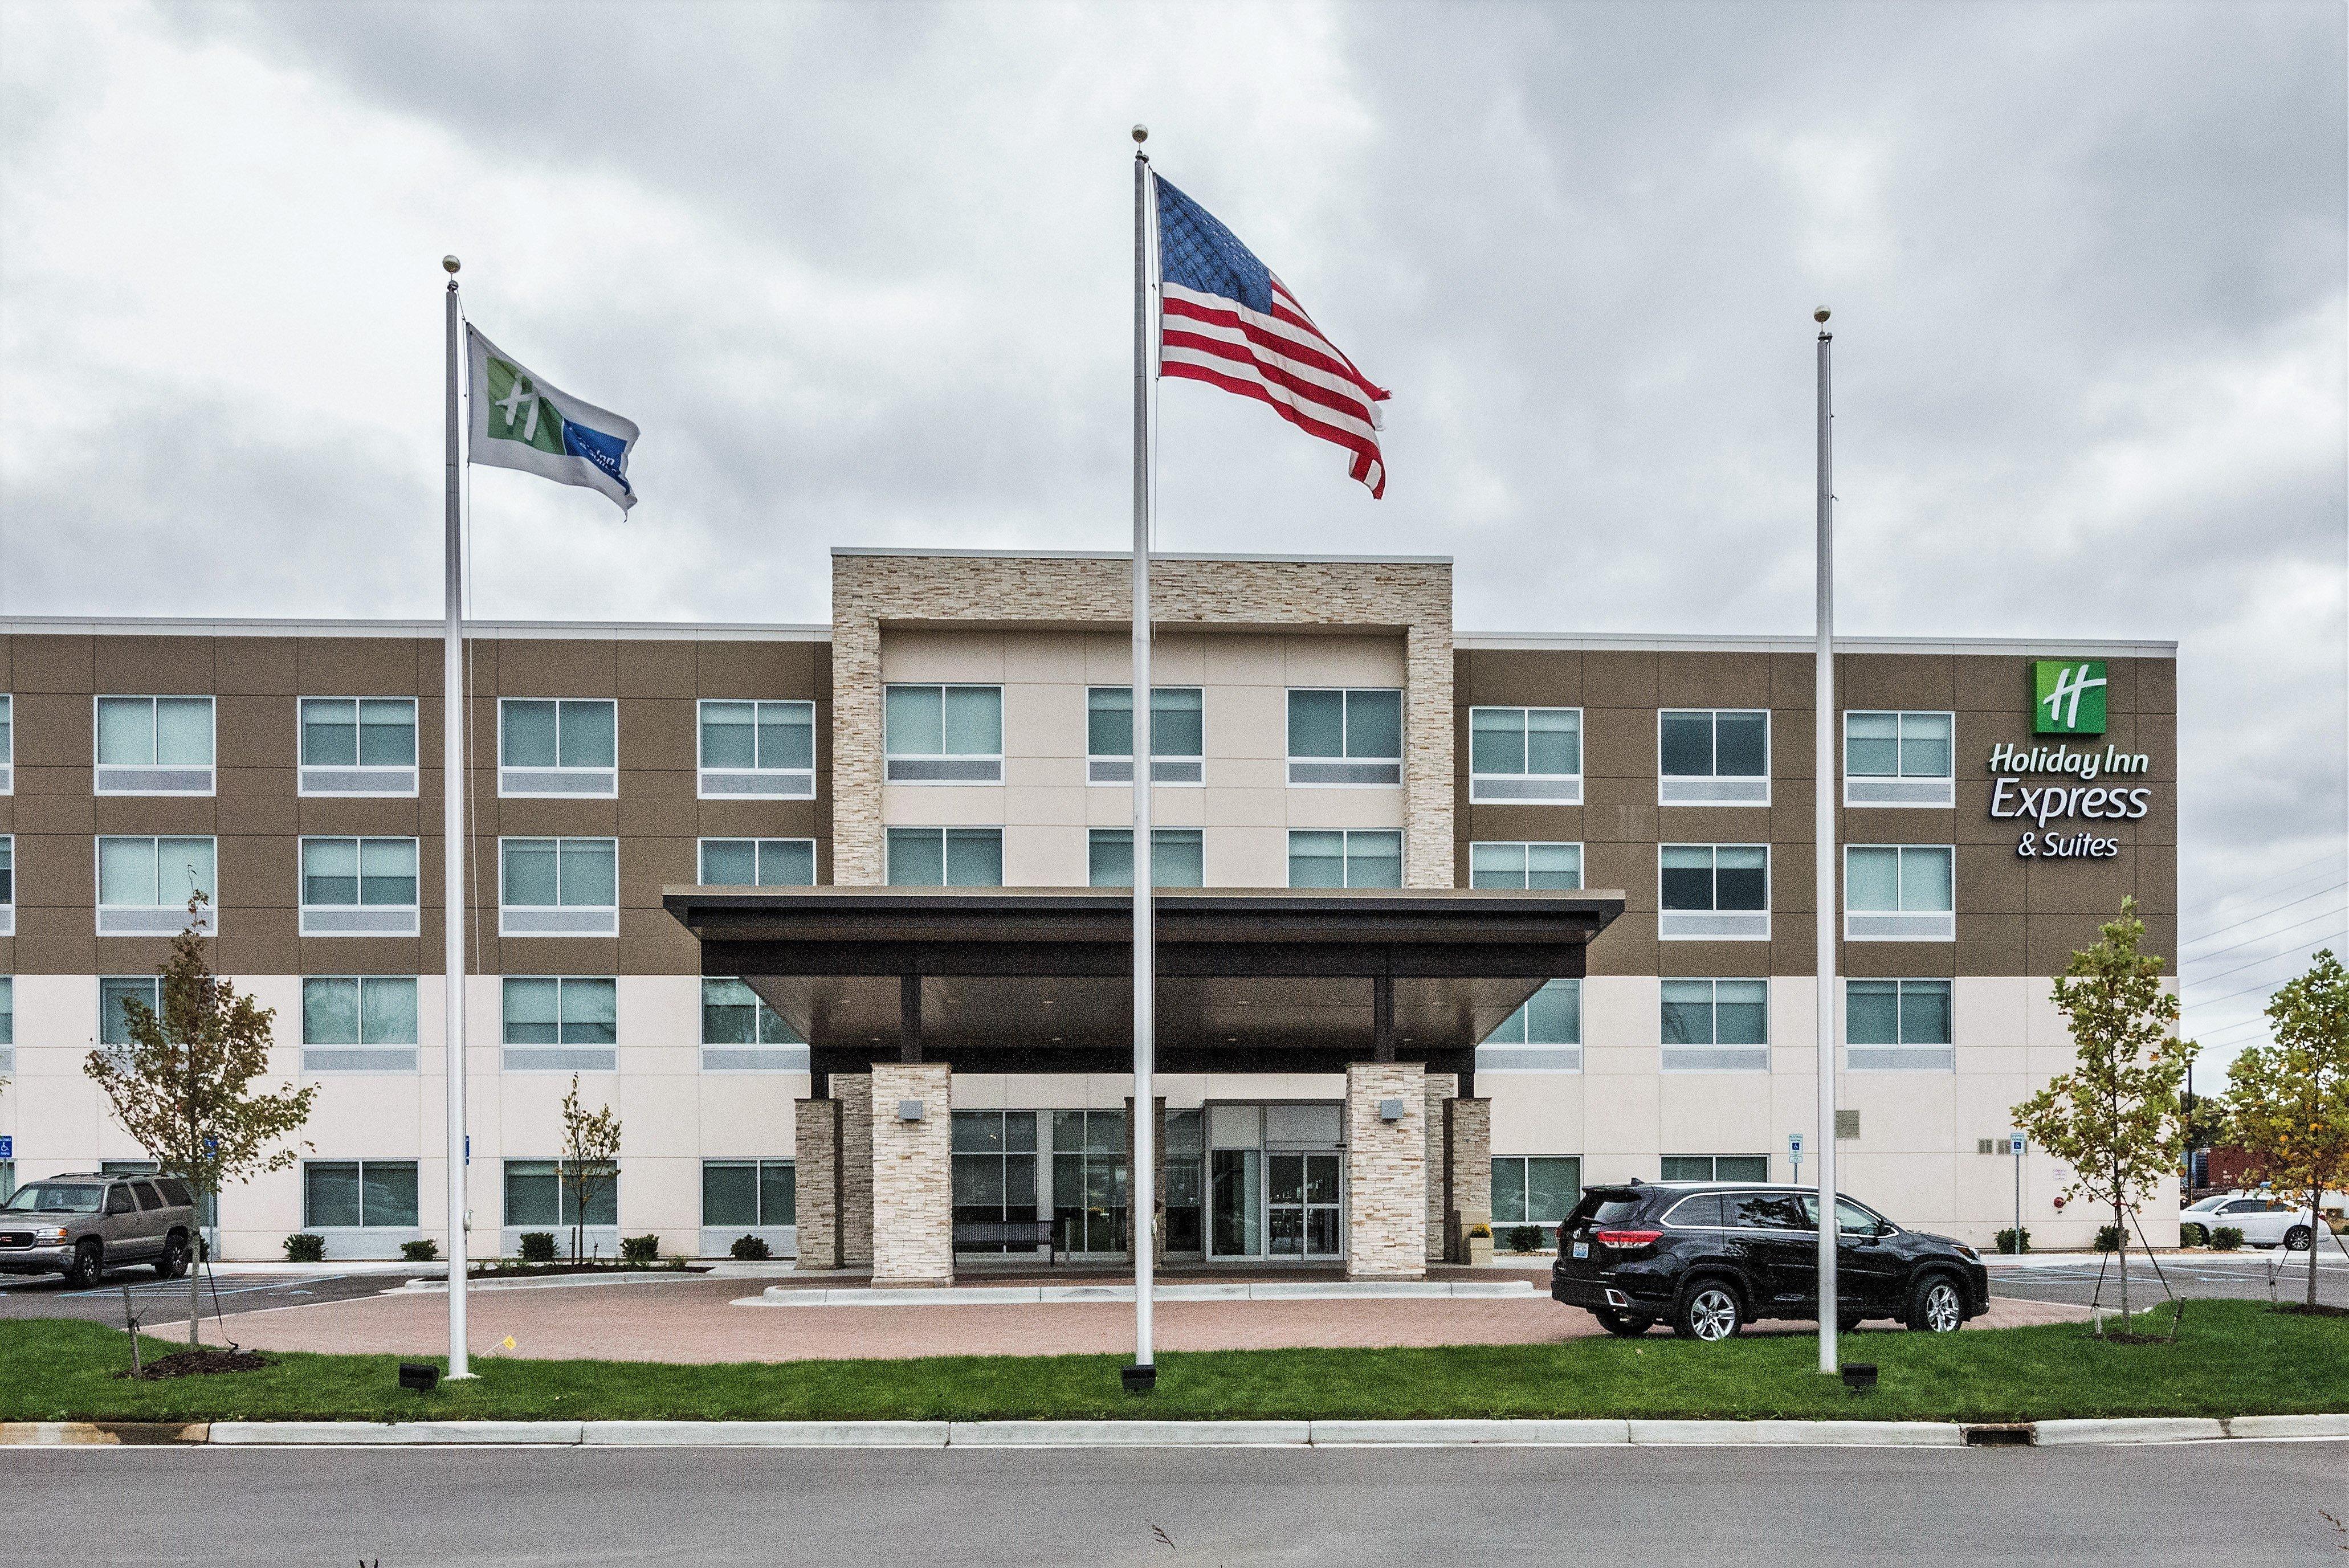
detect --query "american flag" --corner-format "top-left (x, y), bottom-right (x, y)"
top-left (1155, 176), bottom-right (1391, 498)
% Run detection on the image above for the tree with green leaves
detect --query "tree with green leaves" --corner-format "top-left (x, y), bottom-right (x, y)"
top-left (2010, 896), bottom-right (2193, 1328)
top-left (559, 1075), bottom-right (622, 1265)
top-left (84, 896), bottom-right (316, 1345)
top-left (2221, 948), bottom-right (2348, 1311)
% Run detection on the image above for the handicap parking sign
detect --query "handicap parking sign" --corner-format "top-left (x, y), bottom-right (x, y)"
top-left (0, 1136), bottom-right (11, 1158)
top-left (1787, 1133), bottom-right (1804, 1155)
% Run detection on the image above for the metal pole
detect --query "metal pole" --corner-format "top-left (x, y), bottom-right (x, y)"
top-left (2013, 1138), bottom-right (2024, 1253)
top-left (442, 260), bottom-right (474, 1379)
top-left (1813, 309), bottom-right (1838, 1377)
top-left (1127, 132), bottom-right (1157, 1392)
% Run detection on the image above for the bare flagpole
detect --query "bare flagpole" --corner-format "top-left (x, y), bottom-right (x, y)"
top-left (1813, 307), bottom-right (1838, 1378)
top-left (442, 256), bottom-right (474, 1379)
top-left (1125, 125), bottom-right (1158, 1394)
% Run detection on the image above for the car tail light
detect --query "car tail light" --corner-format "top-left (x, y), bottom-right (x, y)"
top-left (1594, 1229), bottom-right (1662, 1248)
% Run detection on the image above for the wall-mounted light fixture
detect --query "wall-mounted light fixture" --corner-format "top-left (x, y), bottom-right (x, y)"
top-left (898, 1099), bottom-right (925, 1122)
top-left (1378, 1099), bottom-right (1406, 1122)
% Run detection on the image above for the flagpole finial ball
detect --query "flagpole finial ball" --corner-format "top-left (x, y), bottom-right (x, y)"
top-left (1813, 307), bottom-right (1830, 323)
top-left (443, 256), bottom-right (461, 275)
top-left (1132, 124), bottom-right (1148, 144)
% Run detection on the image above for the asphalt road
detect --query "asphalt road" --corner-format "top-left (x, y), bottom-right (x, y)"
top-left (1, 1442), bottom-right (2340, 1566)
top-left (0, 1268), bottom-right (421, 1326)
top-left (1988, 1250), bottom-right (2349, 1309)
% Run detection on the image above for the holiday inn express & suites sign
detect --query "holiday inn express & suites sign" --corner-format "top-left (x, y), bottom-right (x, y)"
top-left (1987, 661), bottom-right (2151, 860)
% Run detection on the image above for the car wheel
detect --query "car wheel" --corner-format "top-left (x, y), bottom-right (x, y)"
top-left (65, 1240), bottom-right (104, 1287)
top-left (1673, 1280), bottom-right (1743, 1342)
top-left (1593, 1307), bottom-right (1654, 1337)
top-left (1907, 1273), bottom-right (1965, 1333)
top-left (155, 1234), bottom-right (189, 1280)
top-left (2284, 1226), bottom-right (2313, 1252)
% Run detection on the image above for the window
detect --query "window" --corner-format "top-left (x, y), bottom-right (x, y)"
top-left (698, 700), bottom-right (815, 798)
top-left (503, 1159), bottom-right (617, 1228)
top-left (301, 977), bottom-right (420, 1073)
top-left (1658, 844), bottom-right (1769, 940)
top-left (299, 698), bottom-right (418, 796)
top-left (501, 977), bottom-right (617, 1072)
top-left (886, 827), bottom-right (1003, 887)
top-left (1088, 829), bottom-right (1205, 888)
top-left (1663, 1154), bottom-right (1772, 1183)
top-left (702, 1159), bottom-right (795, 1231)
top-left (499, 838), bottom-right (619, 937)
top-left (299, 837), bottom-right (420, 936)
top-left (0, 976), bottom-right (12, 1079)
top-left (1087, 687), bottom-right (1205, 785)
top-left (883, 685), bottom-right (1002, 783)
top-left (498, 699), bottom-right (617, 797)
top-left (1661, 979), bottom-right (1768, 1071)
top-left (1658, 709), bottom-right (1769, 805)
top-left (1847, 978), bottom-right (1954, 1071)
top-left (1053, 1109), bottom-right (1128, 1255)
top-left (0, 693), bottom-right (13, 793)
top-left (0, 834), bottom-right (12, 937)
top-left (1469, 707), bottom-right (1583, 803)
top-left (1469, 842), bottom-right (1583, 890)
top-left (953, 1110), bottom-right (1042, 1252)
top-left (1845, 845), bottom-right (1955, 941)
top-left (1480, 980), bottom-right (1582, 1072)
top-left (1844, 710), bottom-right (1954, 807)
top-left (1288, 688), bottom-right (1404, 786)
top-left (1492, 1155), bottom-right (1582, 1247)
top-left (302, 1161), bottom-right (420, 1228)
top-left (1287, 829), bottom-right (1402, 889)
top-left (99, 977), bottom-right (161, 1045)
top-left (700, 978), bottom-right (806, 1072)
top-left (698, 838), bottom-right (816, 888)
top-left (96, 836), bottom-right (217, 935)
top-left (94, 696), bottom-right (215, 795)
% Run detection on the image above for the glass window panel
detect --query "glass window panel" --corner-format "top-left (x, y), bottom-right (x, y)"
top-left (1527, 1157), bottom-right (1581, 1222)
top-left (304, 978), bottom-right (361, 1045)
top-left (304, 839), bottom-right (359, 906)
top-left (942, 687), bottom-right (1002, 755)
top-left (1155, 830), bottom-right (1204, 888)
top-left (1714, 981), bottom-right (1768, 1045)
top-left (757, 840), bottom-right (815, 887)
top-left (1527, 709), bottom-right (1581, 775)
top-left (502, 700), bottom-right (558, 766)
top-left (1903, 847), bottom-right (1954, 912)
top-left (1469, 709), bottom-right (1525, 776)
top-left (1659, 844), bottom-right (1714, 911)
top-left (100, 978), bottom-right (156, 1045)
top-left (1470, 842), bottom-right (1526, 889)
top-left (952, 1111), bottom-right (1005, 1154)
top-left (1288, 691), bottom-right (1344, 758)
top-left (557, 701), bottom-right (615, 768)
top-left (0, 978), bottom-right (12, 1047)
top-left (0, 696), bottom-right (12, 763)
top-left (503, 978), bottom-right (561, 1044)
top-left (161, 838), bottom-right (214, 903)
top-left (364, 1163), bottom-right (419, 1227)
top-left (757, 704), bottom-right (814, 769)
top-left (361, 978), bottom-right (418, 1044)
top-left (1088, 1110), bottom-right (1125, 1154)
top-left (97, 697), bottom-right (155, 765)
top-left (1714, 712), bottom-right (1767, 778)
top-left (1345, 690), bottom-right (1402, 760)
top-left (944, 829), bottom-right (1002, 888)
top-left (1846, 979), bottom-right (1901, 1045)
top-left (0, 839), bottom-right (10, 906)
top-left (504, 1162), bottom-right (562, 1227)
top-left (564, 1170), bottom-right (619, 1228)
top-left (759, 1162), bottom-right (795, 1225)
top-left (1527, 843), bottom-right (1583, 890)
top-left (1846, 847), bottom-right (1901, 912)
top-left (955, 1153), bottom-right (1006, 1207)
top-left (1659, 980), bottom-right (1714, 1045)
top-left (1525, 979), bottom-right (1580, 1044)
top-left (702, 1162), bottom-right (758, 1227)
top-left (888, 828), bottom-right (945, 886)
top-left (1346, 832), bottom-right (1402, 889)
top-left (1845, 712), bottom-right (1899, 777)
top-left (360, 838), bottom-right (417, 905)
top-left (1151, 688), bottom-right (1204, 757)
top-left (152, 699), bottom-right (213, 766)
top-left (701, 701), bottom-right (756, 769)
top-left (1661, 1155), bottom-right (1715, 1182)
top-left (1491, 1158), bottom-right (1528, 1223)
top-left (1486, 1004), bottom-right (1527, 1044)
top-left (1287, 831), bottom-right (1344, 887)
top-left (1164, 1109), bottom-right (1202, 1157)
top-left (1658, 712), bottom-right (1713, 777)
top-left (1714, 846), bottom-right (1767, 910)
top-left (884, 686), bottom-right (942, 756)
top-left (1899, 980), bottom-right (1953, 1045)
top-left (1088, 830), bottom-right (1133, 889)
top-left (358, 700), bottom-right (415, 765)
top-left (700, 839), bottom-right (755, 885)
top-left (1899, 713), bottom-right (1952, 778)
top-left (1087, 688), bottom-right (1131, 757)
top-left (701, 978), bottom-right (758, 1044)
top-left (301, 699), bottom-right (357, 766)
top-left (558, 840), bottom-right (617, 906)
top-left (1715, 1155), bottom-right (1771, 1183)
top-left (503, 840), bottom-right (558, 906)
top-left (560, 979), bottom-right (617, 1044)
top-left (304, 1163), bottom-right (362, 1228)
top-left (99, 836), bottom-right (158, 905)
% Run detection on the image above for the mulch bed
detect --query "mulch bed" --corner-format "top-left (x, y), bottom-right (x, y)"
top-left (119, 1348), bottom-right (275, 1381)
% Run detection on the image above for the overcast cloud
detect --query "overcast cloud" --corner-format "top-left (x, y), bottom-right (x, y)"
top-left (1, 0), bottom-right (2341, 1069)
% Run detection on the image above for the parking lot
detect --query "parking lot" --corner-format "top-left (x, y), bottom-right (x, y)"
top-left (0, 1268), bottom-right (425, 1329)
top-left (1988, 1249), bottom-right (2349, 1309)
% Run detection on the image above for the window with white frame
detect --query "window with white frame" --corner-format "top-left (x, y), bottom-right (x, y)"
top-left (299, 838), bottom-right (420, 937)
top-left (1658, 709), bottom-right (1769, 806)
top-left (0, 834), bottom-right (12, 937)
top-left (883, 685), bottom-right (1002, 783)
top-left (498, 699), bottom-right (617, 797)
top-left (1845, 845), bottom-right (1955, 941)
top-left (1661, 978), bottom-right (1769, 1071)
top-left (1846, 978), bottom-right (1954, 1071)
top-left (0, 693), bottom-right (13, 793)
top-left (501, 977), bottom-right (617, 1072)
top-left (1287, 688), bottom-right (1403, 786)
top-left (503, 1159), bottom-right (617, 1228)
top-left (1088, 829), bottom-right (1205, 888)
top-left (1479, 979), bottom-right (1582, 1072)
top-left (698, 700), bottom-right (815, 798)
top-left (886, 827), bottom-right (1002, 887)
top-left (700, 978), bottom-right (806, 1071)
top-left (1844, 710), bottom-right (1954, 807)
top-left (1287, 829), bottom-right (1402, 889)
top-left (1087, 687), bottom-right (1205, 785)
top-left (1658, 844), bottom-right (1769, 940)
top-left (1469, 841), bottom-right (1583, 890)
top-left (301, 976), bottom-right (420, 1073)
top-left (1491, 1155), bottom-right (1582, 1250)
top-left (99, 977), bottom-right (161, 1045)
top-left (96, 836), bottom-right (217, 935)
top-left (698, 838), bottom-right (815, 888)
top-left (299, 697), bottom-right (418, 796)
top-left (702, 1159), bottom-right (796, 1235)
top-left (0, 976), bottom-right (13, 1078)
top-left (1661, 1153), bottom-right (1770, 1182)
top-left (95, 696), bottom-right (215, 795)
top-left (1469, 707), bottom-right (1583, 803)
top-left (499, 838), bottom-right (618, 937)
top-left (303, 1161), bottom-right (419, 1230)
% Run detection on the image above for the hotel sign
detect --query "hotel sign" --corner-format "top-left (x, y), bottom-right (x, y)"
top-left (1989, 662), bottom-right (2149, 860)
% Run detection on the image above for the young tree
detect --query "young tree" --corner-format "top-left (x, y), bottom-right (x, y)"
top-left (558, 1075), bottom-right (621, 1265)
top-left (2010, 896), bottom-right (2192, 1328)
top-left (2221, 948), bottom-right (2348, 1310)
top-left (85, 896), bottom-right (316, 1345)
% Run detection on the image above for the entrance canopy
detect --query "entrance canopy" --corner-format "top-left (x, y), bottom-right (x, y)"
top-left (663, 886), bottom-right (1624, 1080)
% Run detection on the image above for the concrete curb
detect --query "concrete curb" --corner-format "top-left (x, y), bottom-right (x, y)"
top-left (2032, 1417), bottom-right (2229, 1446)
top-left (745, 1280), bottom-right (1541, 1308)
top-left (582, 1421), bottom-right (949, 1447)
top-left (399, 1271), bottom-right (714, 1295)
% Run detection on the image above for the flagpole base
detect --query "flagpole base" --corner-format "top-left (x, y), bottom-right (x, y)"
top-left (1121, 1363), bottom-right (1157, 1394)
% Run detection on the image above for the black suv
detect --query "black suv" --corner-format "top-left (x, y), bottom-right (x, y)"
top-left (1550, 1182), bottom-right (1989, 1341)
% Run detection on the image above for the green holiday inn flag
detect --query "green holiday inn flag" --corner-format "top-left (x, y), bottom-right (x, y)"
top-left (466, 326), bottom-right (640, 512)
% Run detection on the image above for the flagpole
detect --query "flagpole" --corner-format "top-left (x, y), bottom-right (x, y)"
top-left (1813, 307), bottom-right (1838, 1378)
top-left (442, 256), bottom-right (474, 1380)
top-left (1124, 125), bottom-right (1157, 1395)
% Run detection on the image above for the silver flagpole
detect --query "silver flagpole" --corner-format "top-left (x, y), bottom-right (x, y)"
top-left (1813, 307), bottom-right (1838, 1378)
top-left (1125, 126), bottom-right (1157, 1393)
top-left (442, 257), bottom-right (474, 1379)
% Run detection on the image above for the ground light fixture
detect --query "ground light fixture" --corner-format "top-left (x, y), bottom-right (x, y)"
top-left (399, 1362), bottom-right (442, 1393)
top-left (1840, 1363), bottom-right (1878, 1393)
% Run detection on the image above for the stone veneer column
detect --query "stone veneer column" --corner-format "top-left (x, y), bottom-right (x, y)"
top-left (1123, 1096), bottom-right (1167, 1262)
top-left (868, 1064), bottom-right (953, 1287)
top-left (1422, 1072), bottom-right (1458, 1263)
top-left (1345, 1061), bottom-right (1428, 1281)
top-left (1443, 1097), bottom-right (1492, 1263)
top-left (792, 1097), bottom-right (843, 1268)
top-left (835, 1074), bottom-right (874, 1268)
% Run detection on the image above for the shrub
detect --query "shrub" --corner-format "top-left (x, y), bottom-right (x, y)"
top-left (1466, 1223), bottom-right (1491, 1240)
top-left (2211, 1226), bottom-right (2244, 1251)
top-left (1995, 1227), bottom-right (2031, 1255)
top-left (2093, 1224), bottom-right (2123, 1253)
top-left (283, 1233), bottom-right (325, 1263)
top-left (2178, 1223), bottom-right (2207, 1247)
top-left (621, 1234), bottom-right (661, 1264)
top-left (729, 1234), bottom-right (772, 1261)
top-left (518, 1232), bottom-right (558, 1263)
top-left (1507, 1225), bottom-right (1542, 1253)
top-left (401, 1239), bottom-right (440, 1263)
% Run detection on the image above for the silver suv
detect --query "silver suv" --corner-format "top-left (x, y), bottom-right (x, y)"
top-left (0, 1172), bottom-right (198, 1285)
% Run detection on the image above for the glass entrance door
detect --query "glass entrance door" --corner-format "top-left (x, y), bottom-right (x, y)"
top-left (1267, 1153), bottom-right (1343, 1257)
top-left (1206, 1104), bottom-right (1345, 1260)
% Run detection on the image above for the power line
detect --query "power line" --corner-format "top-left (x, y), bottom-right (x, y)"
top-left (2188, 971), bottom-right (2309, 1012)
top-left (2179, 879), bottom-right (2348, 953)
top-left (2181, 851), bottom-right (2347, 928)
top-left (2183, 924), bottom-right (2349, 993)
top-left (2180, 902), bottom-right (2349, 969)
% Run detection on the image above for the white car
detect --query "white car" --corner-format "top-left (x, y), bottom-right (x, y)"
top-left (2180, 1191), bottom-right (2332, 1251)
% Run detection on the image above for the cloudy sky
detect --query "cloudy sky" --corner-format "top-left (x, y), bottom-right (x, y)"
top-left (2, 1), bottom-right (2341, 1068)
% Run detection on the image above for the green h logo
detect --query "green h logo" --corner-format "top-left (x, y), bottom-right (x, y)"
top-left (2033, 660), bottom-right (2107, 736)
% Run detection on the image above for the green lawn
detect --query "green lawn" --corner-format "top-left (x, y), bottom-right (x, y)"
top-left (3, 1299), bottom-right (2340, 1426)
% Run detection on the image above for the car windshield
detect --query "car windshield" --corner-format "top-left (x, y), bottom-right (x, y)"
top-left (1568, 1191), bottom-right (1645, 1227)
top-left (2184, 1197), bottom-right (2228, 1212)
top-left (2, 1183), bottom-right (106, 1214)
